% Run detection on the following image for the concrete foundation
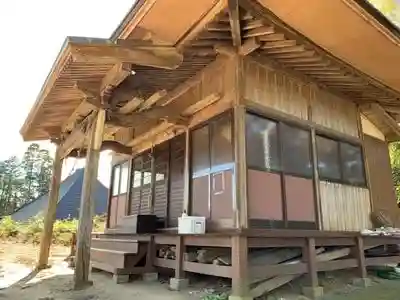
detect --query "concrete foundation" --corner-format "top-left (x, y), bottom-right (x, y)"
top-left (142, 272), bottom-right (159, 282)
top-left (302, 286), bottom-right (324, 299)
top-left (113, 274), bottom-right (129, 284)
top-left (169, 278), bottom-right (189, 291)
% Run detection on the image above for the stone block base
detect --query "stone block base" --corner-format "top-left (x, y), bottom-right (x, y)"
top-left (302, 286), bottom-right (324, 299)
top-left (113, 274), bottom-right (129, 284)
top-left (142, 272), bottom-right (159, 282)
top-left (169, 278), bottom-right (189, 291)
top-left (352, 277), bottom-right (372, 288)
top-left (228, 296), bottom-right (254, 300)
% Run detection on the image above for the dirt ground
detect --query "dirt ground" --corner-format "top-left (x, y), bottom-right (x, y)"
top-left (0, 242), bottom-right (206, 300)
top-left (1, 242), bottom-right (400, 300)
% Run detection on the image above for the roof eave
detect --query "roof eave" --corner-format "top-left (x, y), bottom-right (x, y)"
top-left (19, 38), bottom-right (73, 141)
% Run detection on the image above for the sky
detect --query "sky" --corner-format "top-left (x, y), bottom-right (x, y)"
top-left (0, 0), bottom-right (135, 185)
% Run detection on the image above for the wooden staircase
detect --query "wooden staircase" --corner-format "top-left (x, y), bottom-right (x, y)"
top-left (91, 233), bottom-right (147, 277)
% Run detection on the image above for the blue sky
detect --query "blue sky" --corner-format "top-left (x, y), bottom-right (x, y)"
top-left (0, 1), bottom-right (135, 184)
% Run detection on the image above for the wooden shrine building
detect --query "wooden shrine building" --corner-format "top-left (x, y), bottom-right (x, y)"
top-left (20, 0), bottom-right (400, 299)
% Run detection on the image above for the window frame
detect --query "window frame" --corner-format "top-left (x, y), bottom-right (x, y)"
top-left (316, 133), bottom-right (367, 188)
top-left (111, 160), bottom-right (131, 197)
top-left (245, 112), bottom-right (313, 179)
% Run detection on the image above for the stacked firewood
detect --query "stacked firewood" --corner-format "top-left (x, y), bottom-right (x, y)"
top-left (157, 246), bottom-right (232, 266)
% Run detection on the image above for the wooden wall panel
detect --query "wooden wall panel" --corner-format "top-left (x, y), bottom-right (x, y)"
top-left (364, 135), bottom-right (398, 224)
top-left (312, 90), bottom-right (358, 137)
top-left (243, 59), bottom-right (309, 120)
top-left (320, 181), bottom-right (371, 231)
top-left (243, 58), bottom-right (359, 137)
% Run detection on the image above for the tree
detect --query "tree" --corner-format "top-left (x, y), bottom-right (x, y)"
top-left (37, 149), bottom-right (53, 197)
top-left (0, 143), bottom-right (54, 216)
top-left (20, 143), bottom-right (40, 204)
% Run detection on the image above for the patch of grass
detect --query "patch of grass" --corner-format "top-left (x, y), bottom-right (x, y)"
top-left (201, 293), bottom-right (229, 300)
top-left (0, 215), bottom-right (106, 245)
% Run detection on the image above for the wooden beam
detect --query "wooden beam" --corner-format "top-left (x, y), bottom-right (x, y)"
top-left (74, 109), bottom-right (106, 289)
top-left (228, 0), bottom-right (242, 48)
top-left (239, 37), bottom-right (260, 55)
top-left (118, 97), bottom-right (144, 114)
top-left (69, 39), bottom-right (183, 70)
top-left (158, 56), bottom-right (228, 106)
top-left (68, 140), bottom-right (132, 158)
top-left (138, 90), bottom-right (168, 111)
top-left (231, 236), bottom-right (250, 298)
top-left (60, 112), bottom-right (97, 159)
top-left (176, 0), bottom-right (226, 49)
top-left (365, 103), bottom-right (400, 137)
top-left (100, 63), bottom-right (132, 91)
top-left (37, 145), bottom-right (63, 269)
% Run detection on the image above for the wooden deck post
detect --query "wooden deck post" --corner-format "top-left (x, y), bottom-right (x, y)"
top-left (74, 109), bottom-right (105, 289)
top-left (169, 235), bottom-right (189, 290)
top-left (302, 237), bottom-right (323, 299)
top-left (37, 145), bottom-right (63, 269)
top-left (230, 236), bottom-right (251, 300)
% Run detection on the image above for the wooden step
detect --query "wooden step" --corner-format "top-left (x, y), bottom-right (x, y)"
top-left (90, 248), bottom-right (128, 269)
top-left (91, 238), bottom-right (139, 253)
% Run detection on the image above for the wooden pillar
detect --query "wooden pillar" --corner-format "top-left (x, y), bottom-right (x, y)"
top-left (74, 109), bottom-right (105, 289)
top-left (37, 145), bottom-right (63, 269)
top-left (302, 237), bottom-right (323, 299)
top-left (230, 236), bottom-right (250, 299)
top-left (183, 128), bottom-right (190, 214)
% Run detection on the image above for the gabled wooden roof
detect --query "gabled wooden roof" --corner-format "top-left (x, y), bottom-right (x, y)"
top-left (20, 0), bottom-right (400, 144)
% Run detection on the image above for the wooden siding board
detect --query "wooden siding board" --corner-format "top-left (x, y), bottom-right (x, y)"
top-left (364, 135), bottom-right (398, 224)
top-left (320, 181), bottom-right (371, 231)
top-left (243, 58), bottom-right (308, 120)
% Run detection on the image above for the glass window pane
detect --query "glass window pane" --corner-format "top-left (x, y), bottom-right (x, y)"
top-left (211, 115), bottom-right (233, 170)
top-left (133, 171), bottom-right (142, 188)
top-left (120, 161), bottom-right (130, 194)
top-left (316, 136), bottom-right (341, 181)
top-left (246, 114), bottom-right (280, 171)
top-left (143, 171), bottom-right (152, 185)
top-left (340, 142), bottom-right (365, 185)
top-left (281, 123), bottom-right (312, 177)
top-left (112, 166), bottom-right (120, 196)
top-left (192, 126), bottom-right (211, 177)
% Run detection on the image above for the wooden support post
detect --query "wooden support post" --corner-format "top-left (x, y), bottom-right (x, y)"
top-left (37, 146), bottom-right (63, 269)
top-left (170, 235), bottom-right (189, 290)
top-left (183, 128), bottom-right (190, 214)
top-left (74, 109), bottom-right (106, 289)
top-left (145, 236), bottom-right (155, 272)
top-left (230, 236), bottom-right (252, 300)
top-left (302, 237), bottom-right (323, 299)
top-left (175, 236), bottom-right (185, 279)
top-left (310, 128), bottom-right (322, 230)
top-left (354, 236), bottom-right (367, 278)
top-left (234, 105), bottom-right (248, 229)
